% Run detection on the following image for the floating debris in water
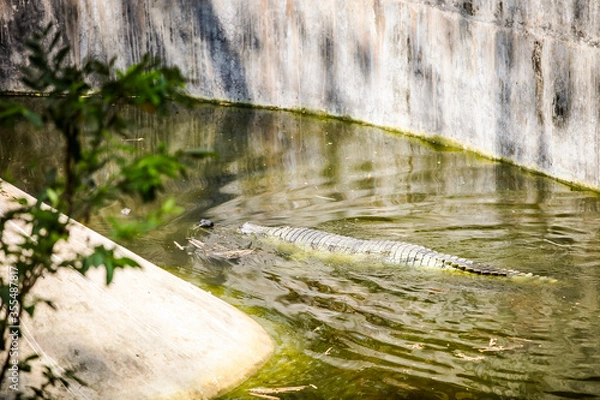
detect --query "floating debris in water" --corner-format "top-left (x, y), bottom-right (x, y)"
top-left (248, 385), bottom-right (317, 399)
top-left (194, 219), bottom-right (214, 228)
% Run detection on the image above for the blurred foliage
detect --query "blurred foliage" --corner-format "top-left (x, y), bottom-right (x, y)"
top-left (0, 24), bottom-right (212, 397)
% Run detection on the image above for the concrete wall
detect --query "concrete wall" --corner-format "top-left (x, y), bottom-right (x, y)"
top-left (1, 0), bottom-right (599, 189)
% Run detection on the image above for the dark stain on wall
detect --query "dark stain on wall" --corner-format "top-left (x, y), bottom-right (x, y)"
top-left (191, 2), bottom-right (249, 101)
top-left (461, 0), bottom-right (476, 17)
top-left (497, 1), bottom-right (525, 29)
top-left (572, 0), bottom-right (588, 39)
top-left (0, 2), bottom-right (48, 87)
top-left (496, 30), bottom-right (514, 71)
top-left (321, 26), bottom-right (340, 114)
top-left (407, 35), bottom-right (431, 81)
top-left (242, 21), bottom-right (261, 53)
top-left (123, 1), bottom-right (145, 63)
top-left (531, 40), bottom-right (544, 126)
top-left (406, 24), bottom-right (438, 131)
top-left (354, 41), bottom-right (372, 79)
top-left (494, 1), bottom-right (504, 21)
top-left (537, 129), bottom-right (551, 169)
top-left (552, 85), bottom-right (570, 127)
top-left (550, 46), bottom-right (571, 128)
top-left (495, 30), bottom-right (516, 158)
top-left (531, 40), bottom-right (551, 169)
top-left (52, 0), bottom-right (81, 61)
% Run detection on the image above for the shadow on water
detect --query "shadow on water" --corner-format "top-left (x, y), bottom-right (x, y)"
top-left (1, 100), bottom-right (600, 399)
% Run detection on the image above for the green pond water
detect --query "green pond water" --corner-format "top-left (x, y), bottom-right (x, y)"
top-left (1, 101), bottom-right (600, 399)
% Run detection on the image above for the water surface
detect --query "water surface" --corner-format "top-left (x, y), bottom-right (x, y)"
top-left (1, 102), bottom-right (599, 399)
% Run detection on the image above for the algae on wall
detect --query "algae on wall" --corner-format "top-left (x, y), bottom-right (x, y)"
top-left (1, 0), bottom-right (599, 189)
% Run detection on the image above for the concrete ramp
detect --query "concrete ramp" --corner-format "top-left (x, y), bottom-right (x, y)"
top-left (0, 181), bottom-right (273, 399)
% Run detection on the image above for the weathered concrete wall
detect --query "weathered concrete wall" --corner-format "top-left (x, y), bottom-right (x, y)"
top-left (1, 0), bottom-right (599, 189)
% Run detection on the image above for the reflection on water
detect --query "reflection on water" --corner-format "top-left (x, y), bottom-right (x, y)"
top-left (1, 100), bottom-right (600, 399)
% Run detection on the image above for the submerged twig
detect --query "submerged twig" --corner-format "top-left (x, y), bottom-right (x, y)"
top-left (210, 249), bottom-right (255, 258)
top-left (249, 393), bottom-right (279, 400)
top-left (248, 385), bottom-right (315, 399)
top-left (187, 238), bottom-right (206, 249)
top-left (455, 351), bottom-right (485, 361)
top-left (187, 237), bottom-right (255, 259)
top-left (314, 195), bottom-right (336, 201)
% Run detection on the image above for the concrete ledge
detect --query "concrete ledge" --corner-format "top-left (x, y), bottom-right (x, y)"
top-left (0, 181), bottom-right (273, 399)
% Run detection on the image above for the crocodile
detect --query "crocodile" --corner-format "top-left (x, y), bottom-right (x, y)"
top-left (239, 222), bottom-right (536, 278)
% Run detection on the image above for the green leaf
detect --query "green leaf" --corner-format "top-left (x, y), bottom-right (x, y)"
top-left (19, 354), bottom-right (40, 373)
top-left (0, 101), bottom-right (42, 128)
top-left (22, 109), bottom-right (43, 127)
top-left (24, 304), bottom-right (36, 317)
top-left (78, 246), bottom-right (140, 285)
top-left (46, 188), bottom-right (59, 207)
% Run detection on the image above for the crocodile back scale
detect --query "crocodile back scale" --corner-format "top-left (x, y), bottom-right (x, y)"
top-left (239, 222), bottom-right (535, 278)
